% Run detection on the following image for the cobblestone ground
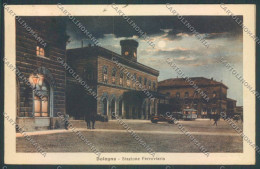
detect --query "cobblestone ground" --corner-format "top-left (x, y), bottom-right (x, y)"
top-left (16, 119), bottom-right (243, 153)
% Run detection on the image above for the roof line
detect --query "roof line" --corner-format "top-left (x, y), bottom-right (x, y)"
top-left (67, 46), bottom-right (159, 75)
top-left (158, 77), bottom-right (228, 89)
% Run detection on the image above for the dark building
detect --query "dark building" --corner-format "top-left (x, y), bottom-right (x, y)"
top-left (236, 106), bottom-right (243, 116)
top-left (66, 40), bottom-right (161, 120)
top-left (16, 17), bottom-right (68, 131)
top-left (158, 77), bottom-right (237, 117)
top-left (226, 98), bottom-right (237, 116)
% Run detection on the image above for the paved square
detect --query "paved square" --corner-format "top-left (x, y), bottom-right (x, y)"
top-left (16, 119), bottom-right (243, 153)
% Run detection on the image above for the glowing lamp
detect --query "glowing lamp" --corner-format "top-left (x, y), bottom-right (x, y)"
top-left (32, 75), bottom-right (40, 85)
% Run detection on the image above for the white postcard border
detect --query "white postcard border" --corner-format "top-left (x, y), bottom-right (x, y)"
top-left (4, 4), bottom-right (256, 165)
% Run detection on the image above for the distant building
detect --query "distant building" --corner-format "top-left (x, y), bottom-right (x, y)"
top-left (66, 39), bottom-right (162, 120)
top-left (226, 98), bottom-right (237, 116)
top-left (158, 77), bottom-right (237, 117)
top-left (16, 17), bottom-right (68, 131)
top-left (236, 106), bottom-right (243, 116)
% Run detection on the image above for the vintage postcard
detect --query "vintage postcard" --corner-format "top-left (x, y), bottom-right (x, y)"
top-left (4, 4), bottom-right (256, 165)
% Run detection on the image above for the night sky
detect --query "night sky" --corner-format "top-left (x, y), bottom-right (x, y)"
top-left (66, 16), bottom-right (243, 105)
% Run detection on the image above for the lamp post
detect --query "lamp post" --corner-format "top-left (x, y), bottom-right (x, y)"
top-left (30, 74), bottom-right (44, 89)
top-left (32, 75), bottom-right (39, 86)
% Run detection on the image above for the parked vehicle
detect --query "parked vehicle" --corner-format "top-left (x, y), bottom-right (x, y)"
top-left (151, 115), bottom-right (174, 124)
top-left (182, 109), bottom-right (197, 120)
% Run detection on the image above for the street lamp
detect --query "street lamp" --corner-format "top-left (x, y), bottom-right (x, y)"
top-left (32, 75), bottom-right (39, 85)
top-left (29, 74), bottom-right (44, 89)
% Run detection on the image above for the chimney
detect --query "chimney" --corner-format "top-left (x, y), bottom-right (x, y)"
top-left (120, 39), bottom-right (139, 62)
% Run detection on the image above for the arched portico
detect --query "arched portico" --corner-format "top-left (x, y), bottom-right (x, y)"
top-left (100, 93), bottom-right (109, 116)
top-left (117, 95), bottom-right (125, 118)
top-left (109, 94), bottom-right (116, 119)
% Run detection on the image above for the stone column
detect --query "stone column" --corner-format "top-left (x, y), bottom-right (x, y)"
top-left (115, 100), bottom-right (119, 117)
top-left (141, 100), bottom-right (146, 120)
top-left (107, 101), bottom-right (111, 120)
top-left (155, 99), bottom-right (158, 115)
top-left (122, 101), bottom-right (125, 119)
top-left (146, 99), bottom-right (149, 120)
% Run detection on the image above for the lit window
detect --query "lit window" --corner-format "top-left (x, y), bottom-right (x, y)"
top-left (36, 46), bottom-right (45, 57)
top-left (112, 76), bottom-right (116, 84)
top-left (34, 80), bottom-right (49, 117)
top-left (120, 72), bottom-right (123, 86)
top-left (213, 91), bottom-right (216, 98)
top-left (132, 74), bottom-right (137, 88)
top-left (176, 92), bottom-right (180, 98)
top-left (153, 82), bottom-right (156, 90)
top-left (212, 108), bottom-right (217, 115)
top-left (103, 66), bottom-right (108, 83)
top-left (202, 108), bottom-right (207, 115)
top-left (112, 68), bottom-right (116, 84)
top-left (148, 80), bottom-right (151, 89)
top-left (41, 97), bottom-right (48, 114)
top-left (127, 76), bottom-right (130, 87)
top-left (34, 96), bottom-right (41, 114)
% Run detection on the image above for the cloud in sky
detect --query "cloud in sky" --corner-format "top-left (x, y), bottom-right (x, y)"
top-left (66, 16), bottom-right (242, 42)
top-left (66, 16), bottom-right (243, 105)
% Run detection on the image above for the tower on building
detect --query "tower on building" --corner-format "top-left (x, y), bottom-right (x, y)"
top-left (120, 39), bottom-right (139, 62)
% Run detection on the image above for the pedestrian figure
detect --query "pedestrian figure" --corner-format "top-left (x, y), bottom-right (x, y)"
top-left (64, 114), bottom-right (69, 130)
top-left (90, 112), bottom-right (96, 129)
top-left (235, 116), bottom-right (239, 123)
top-left (213, 114), bottom-right (219, 126)
top-left (85, 112), bottom-right (91, 129)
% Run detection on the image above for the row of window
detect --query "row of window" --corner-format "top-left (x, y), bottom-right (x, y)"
top-left (102, 66), bottom-right (156, 90)
top-left (167, 91), bottom-right (217, 98)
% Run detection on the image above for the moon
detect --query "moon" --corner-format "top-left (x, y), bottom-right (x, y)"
top-left (158, 41), bottom-right (166, 48)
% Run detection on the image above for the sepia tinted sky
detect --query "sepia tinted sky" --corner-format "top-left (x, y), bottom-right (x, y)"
top-left (66, 16), bottom-right (243, 105)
